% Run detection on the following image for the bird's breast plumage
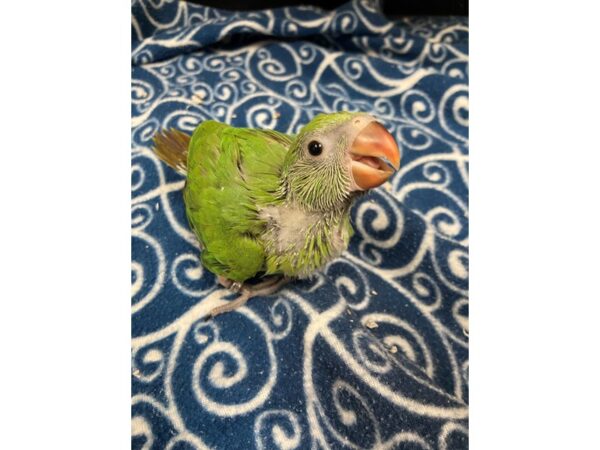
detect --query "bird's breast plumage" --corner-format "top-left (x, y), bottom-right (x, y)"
top-left (259, 203), bottom-right (352, 278)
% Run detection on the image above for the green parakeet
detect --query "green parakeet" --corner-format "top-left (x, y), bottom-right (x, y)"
top-left (153, 112), bottom-right (400, 316)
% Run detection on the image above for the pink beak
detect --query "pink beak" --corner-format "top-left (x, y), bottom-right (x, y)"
top-left (350, 122), bottom-right (401, 190)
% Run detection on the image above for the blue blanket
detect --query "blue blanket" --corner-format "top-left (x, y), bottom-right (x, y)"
top-left (132, 1), bottom-right (469, 448)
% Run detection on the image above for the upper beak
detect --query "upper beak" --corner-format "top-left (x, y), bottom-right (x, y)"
top-left (350, 121), bottom-right (401, 190)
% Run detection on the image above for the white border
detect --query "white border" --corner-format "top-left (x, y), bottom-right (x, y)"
top-left (471, 0), bottom-right (600, 448)
top-left (1, 1), bottom-right (131, 448)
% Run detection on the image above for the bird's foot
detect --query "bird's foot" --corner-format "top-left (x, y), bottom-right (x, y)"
top-left (217, 275), bottom-right (242, 293)
top-left (209, 276), bottom-right (289, 318)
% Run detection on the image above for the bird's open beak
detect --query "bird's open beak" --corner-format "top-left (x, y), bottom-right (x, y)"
top-left (350, 122), bottom-right (400, 190)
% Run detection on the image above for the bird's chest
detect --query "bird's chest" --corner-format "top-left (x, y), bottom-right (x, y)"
top-left (259, 205), bottom-right (350, 277)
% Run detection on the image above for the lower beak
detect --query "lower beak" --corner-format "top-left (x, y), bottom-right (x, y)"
top-left (350, 122), bottom-right (401, 190)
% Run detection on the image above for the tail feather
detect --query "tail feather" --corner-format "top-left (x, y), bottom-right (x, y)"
top-left (152, 129), bottom-right (191, 175)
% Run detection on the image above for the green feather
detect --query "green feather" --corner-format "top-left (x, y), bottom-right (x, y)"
top-left (184, 121), bottom-right (290, 281)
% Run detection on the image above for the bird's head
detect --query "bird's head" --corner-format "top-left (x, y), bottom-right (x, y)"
top-left (282, 112), bottom-right (401, 211)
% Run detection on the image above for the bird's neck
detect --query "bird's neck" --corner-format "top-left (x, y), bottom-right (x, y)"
top-left (279, 161), bottom-right (354, 212)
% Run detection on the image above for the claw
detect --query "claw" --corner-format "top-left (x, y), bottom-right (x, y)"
top-left (207, 276), bottom-right (289, 319)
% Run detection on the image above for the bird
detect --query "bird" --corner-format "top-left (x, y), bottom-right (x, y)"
top-left (152, 112), bottom-right (400, 317)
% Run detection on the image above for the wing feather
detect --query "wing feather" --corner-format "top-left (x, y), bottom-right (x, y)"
top-left (184, 121), bottom-right (291, 281)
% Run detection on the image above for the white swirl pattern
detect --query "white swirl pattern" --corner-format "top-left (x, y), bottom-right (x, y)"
top-left (132, 1), bottom-right (468, 449)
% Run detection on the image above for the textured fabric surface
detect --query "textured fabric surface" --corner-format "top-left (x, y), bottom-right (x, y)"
top-left (131, 1), bottom-right (469, 448)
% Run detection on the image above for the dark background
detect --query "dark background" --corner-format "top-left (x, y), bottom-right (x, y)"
top-left (186, 0), bottom-right (468, 16)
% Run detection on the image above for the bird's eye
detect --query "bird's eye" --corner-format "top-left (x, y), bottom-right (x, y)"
top-left (308, 140), bottom-right (323, 156)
